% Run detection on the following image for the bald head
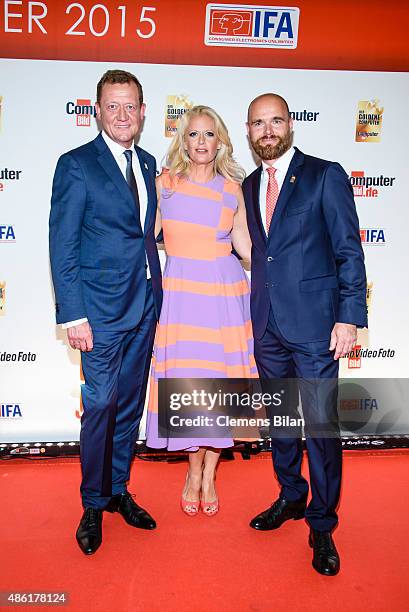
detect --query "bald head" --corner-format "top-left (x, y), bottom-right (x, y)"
top-left (247, 94), bottom-right (290, 122)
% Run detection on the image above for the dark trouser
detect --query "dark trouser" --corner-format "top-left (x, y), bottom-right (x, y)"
top-left (80, 281), bottom-right (156, 509)
top-left (254, 307), bottom-right (341, 532)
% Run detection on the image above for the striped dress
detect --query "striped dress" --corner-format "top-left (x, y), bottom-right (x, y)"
top-left (145, 172), bottom-right (257, 451)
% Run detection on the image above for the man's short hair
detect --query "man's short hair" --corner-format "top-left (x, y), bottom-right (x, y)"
top-left (96, 70), bottom-right (143, 105)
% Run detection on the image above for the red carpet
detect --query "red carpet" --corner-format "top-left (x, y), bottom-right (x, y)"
top-left (1, 451), bottom-right (409, 611)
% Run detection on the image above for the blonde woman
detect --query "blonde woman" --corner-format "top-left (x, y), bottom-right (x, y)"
top-left (145, 106), bottom-right (256, 516)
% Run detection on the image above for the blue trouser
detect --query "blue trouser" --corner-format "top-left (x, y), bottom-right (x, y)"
top-left (80, 281), bottom-right (156, 509)
top-left (254, 307), bottom-right (341, 532)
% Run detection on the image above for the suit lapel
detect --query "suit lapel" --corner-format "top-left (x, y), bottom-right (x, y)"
top-left (251, 166), bottom-right (268, 244)
top-left (135, 147), bottom-right (156, 235)
top-left (267, 148), bottom-right (305, 243)
top-left (94, 133), bottom-right (135, 211)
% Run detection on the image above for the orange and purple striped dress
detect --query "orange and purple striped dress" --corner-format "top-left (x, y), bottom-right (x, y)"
top-left (145, 172), bottom-right (257, 451)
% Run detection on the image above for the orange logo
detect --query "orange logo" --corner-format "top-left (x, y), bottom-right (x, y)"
top-left (209, 10), bottom-right (253, 36)
top-left (348, 345), bottom-right (361, 369)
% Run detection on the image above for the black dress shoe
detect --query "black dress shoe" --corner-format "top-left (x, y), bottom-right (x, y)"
top-left (76, 508), bottom-right (103, 555)
top-left (309, 529), bottom-right (340, 576)
top-left (250, 497), bottom-right (306, 531)
top-left (105, 492), bottom-right (156, 530)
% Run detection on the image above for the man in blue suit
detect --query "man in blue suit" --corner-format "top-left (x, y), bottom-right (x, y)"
top-left (49, 70), bottom-right (162, 555)
top-left (243, 94), bottom-right (367, 575)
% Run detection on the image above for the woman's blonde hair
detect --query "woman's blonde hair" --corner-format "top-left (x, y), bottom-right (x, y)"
top-left (165, 105), bottom-right (245, 184)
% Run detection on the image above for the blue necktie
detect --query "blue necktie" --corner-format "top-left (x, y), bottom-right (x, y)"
top-left (124, 149), bottom-right (142, 227)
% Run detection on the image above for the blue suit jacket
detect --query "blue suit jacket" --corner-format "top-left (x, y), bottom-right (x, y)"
top-left (49, 133), bottom-right (162, 331)
top-left (243, 148), bottom-right (367, 342)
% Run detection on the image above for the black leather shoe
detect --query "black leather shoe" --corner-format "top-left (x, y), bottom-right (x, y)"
top-left (105, 492), bottom-right (156, 529)
top-left (250, 497), bottom-right (306, 531)
top-left (309, 529), bottom-right (340, 576)
top-left (76, 508), bottom-right (103, 555)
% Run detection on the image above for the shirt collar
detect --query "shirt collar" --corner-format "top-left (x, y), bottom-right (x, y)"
top-left (261, 146), bottom-right (295, 177)
top-left (101, 130), bottom-right (134, 160)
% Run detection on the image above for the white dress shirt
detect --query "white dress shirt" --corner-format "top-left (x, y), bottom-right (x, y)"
top-left (259, 146), bottom-right (295, 233)
top-left (62, 131), bottom-right (150, 329)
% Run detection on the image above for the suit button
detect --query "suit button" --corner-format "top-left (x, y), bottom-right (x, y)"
top-left (267, 256), bottom-right (274, 262)
top-left (265, 283), bottom-right (269, 288)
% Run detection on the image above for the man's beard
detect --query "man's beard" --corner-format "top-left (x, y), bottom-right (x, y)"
top-left (251, 129), bottom-right (294, 161)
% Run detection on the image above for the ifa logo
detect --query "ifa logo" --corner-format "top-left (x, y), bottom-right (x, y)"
top-left (1, 404), bottom-right (23, 418)
top-left (340, 398), bottom-right (379, 411)
top-left (0, 225), bottom-right (15, 242)
top-left (209, 8), bottom-right (253, 36)
top-left (360, 228), bottom-right (385, 245)
top-left (205, 4), bottom-right (300, 48)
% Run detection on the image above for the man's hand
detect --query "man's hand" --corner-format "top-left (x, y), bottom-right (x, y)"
top-left (67, 321), bottom-right (93, 352)
top-left (329, 323), bottom-right (357, 360)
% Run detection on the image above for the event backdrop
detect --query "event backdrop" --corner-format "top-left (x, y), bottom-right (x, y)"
top-left (1, 0), bottom-right (408, 443)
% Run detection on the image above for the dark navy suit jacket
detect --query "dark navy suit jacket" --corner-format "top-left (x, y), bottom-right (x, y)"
top-left (243, 148), bottom-right (367, 342)
top-left (49, 133), bottom-right (162, 331)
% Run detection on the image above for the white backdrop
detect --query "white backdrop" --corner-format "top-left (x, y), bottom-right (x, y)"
top-left (1, 58), bottom-right (408, 441)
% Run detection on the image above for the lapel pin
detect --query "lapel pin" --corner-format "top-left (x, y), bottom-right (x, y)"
top-left (290, 175), bottom-right (296, 183)
top-left (144, 162), bottom-right (148, 170)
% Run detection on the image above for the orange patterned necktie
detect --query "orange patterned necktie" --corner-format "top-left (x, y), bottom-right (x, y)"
top-left (266, 166), bottom-right (279, 233)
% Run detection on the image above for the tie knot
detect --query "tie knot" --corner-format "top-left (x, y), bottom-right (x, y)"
top-left (124, 149), bottom-right (133, 164)
top-left (267, 166), bottom-right (276, 178)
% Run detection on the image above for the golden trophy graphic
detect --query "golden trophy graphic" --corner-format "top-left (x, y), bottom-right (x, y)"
top-left (164, 94), bottom-right (194, 138)
top-left (355, 100), bottom-right (383, 142)
top-left (0, 281), bottom-right (5, 316)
